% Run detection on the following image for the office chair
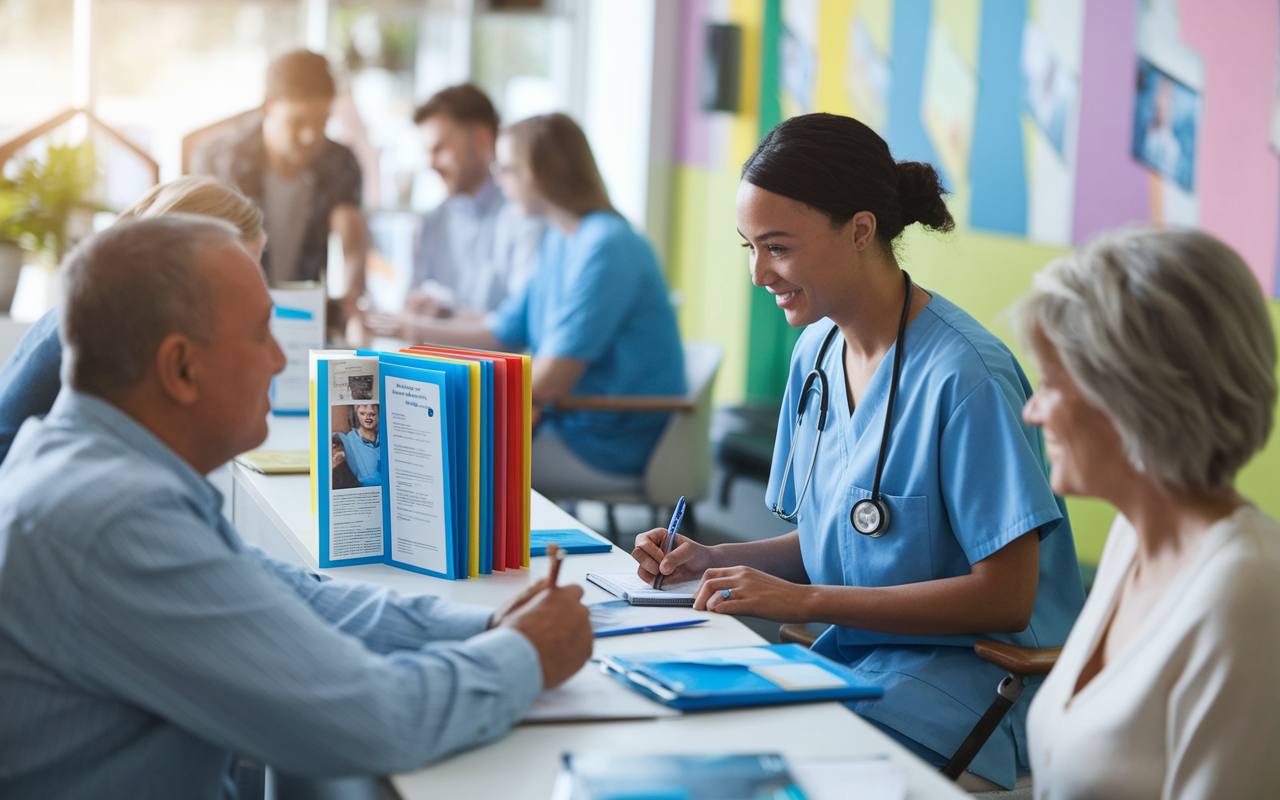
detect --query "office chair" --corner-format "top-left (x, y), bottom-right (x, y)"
top-left (548, 340), bottom-right (723, 539)
top-left (778, 623), bottom-right (1058, 798)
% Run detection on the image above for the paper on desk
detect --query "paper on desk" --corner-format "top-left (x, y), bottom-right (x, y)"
top-left (523, 661), bottom-right (682, 724)
top-left (750, 663), bottom-right (848, 691)
top-left (790, 756), bottom-right (907, 800)
top-left (587, 572), bottom-right (702, 603)
top-left (588, 601), bottom-right (707, 638)
top-left (234, 450), bottom-right (310, 475)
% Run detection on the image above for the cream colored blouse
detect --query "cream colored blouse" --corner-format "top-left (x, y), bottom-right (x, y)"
top-left (1027, 505), bottom-right (1280, 799)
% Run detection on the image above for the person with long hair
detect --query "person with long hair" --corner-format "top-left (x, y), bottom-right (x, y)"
top-left (367, 113), bottom-right (684, 496)
top-left (1018, 229), bottom-right (1280, 798)
top-left (630, 113), bottom-right (1085, 790)
top-left (0, 175), bottom-right (266, 464)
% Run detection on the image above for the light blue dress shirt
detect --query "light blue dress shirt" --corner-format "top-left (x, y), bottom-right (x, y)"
top-left (338, 427), bottom-right (382, 487)
top-left (488, 211), bottom-right (686, 476)
top-left (0, 389), bottom-right (543, 799)
top-left (412, 179), bottom-right (545, 314)
top-left (766, 295), bottom-right (1085, 789)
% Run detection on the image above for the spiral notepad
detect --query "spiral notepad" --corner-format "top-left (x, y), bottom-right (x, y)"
top-left (586, 572), bottom-right (701, 606)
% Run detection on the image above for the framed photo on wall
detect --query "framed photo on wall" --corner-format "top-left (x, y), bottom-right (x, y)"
top-left (1132, 59), bottom-right (1200, 191)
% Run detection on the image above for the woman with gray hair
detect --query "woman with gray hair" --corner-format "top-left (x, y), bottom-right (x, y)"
top-left (1018, 228), bottom-right (1280, 798)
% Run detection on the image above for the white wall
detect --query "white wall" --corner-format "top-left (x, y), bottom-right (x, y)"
top-left (581, 0), bottom-right (653, 230)
top-left (580, 0), bottom-right (681, 267)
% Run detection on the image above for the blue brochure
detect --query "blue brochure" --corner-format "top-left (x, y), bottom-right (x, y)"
top-left (588, 600), bottom-right (707, 638)
top-left (556, 753), bottom-right (805, 800)
top-left (531, 528), bottom-right (612, 556)
top-left (368, 351), bottom-right (472, 577)
top-left (599, 644), bottom-right (883, 710)
top-left (313, 352), bottom-right (463, 579)
top-left (377, 361), bottom-right (456, 579)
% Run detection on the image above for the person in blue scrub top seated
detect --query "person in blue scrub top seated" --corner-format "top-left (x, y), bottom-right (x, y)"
top-left (336, 403), bottom-right (381, 487)
top-left (367, 113), bottom-right (685, 495)
top-left (0, 175), bottom-right (267, 465)
top-left (632, 113), bottom-right (1085, 791)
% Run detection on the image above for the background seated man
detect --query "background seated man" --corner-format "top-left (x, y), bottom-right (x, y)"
top-left (0, 216), bottom-right (592, 799)
top-left (194, 48), bottom-right (369, 326)
top-left (405, 84), bottom-right (544, 318)
top-left (367, 114), bottom-right (685, 497)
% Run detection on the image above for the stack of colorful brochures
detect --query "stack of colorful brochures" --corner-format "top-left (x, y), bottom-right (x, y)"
top-left (550, 753), bottom-right (907, 800)
top-left (309, 347), bottom-right (532, 579)
top-left (599, 644), bottom-right (883, 710)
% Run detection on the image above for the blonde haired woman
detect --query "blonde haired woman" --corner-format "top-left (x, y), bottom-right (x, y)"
top-left (367, 113), bottom-right (685, 495)
top-left (0, 176), bottom-right (265, 462)
top-left (1018, 228), bottom-right (1280, 798)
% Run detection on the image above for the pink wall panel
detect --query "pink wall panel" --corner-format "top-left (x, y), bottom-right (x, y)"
top-left (1181, 0), bottom-right (1280, 295)
top-left (1072, 0), bottom-right (1151, 246)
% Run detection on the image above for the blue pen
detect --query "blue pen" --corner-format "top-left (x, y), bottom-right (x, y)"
top-left (652, 495), bottom-right (686, 590)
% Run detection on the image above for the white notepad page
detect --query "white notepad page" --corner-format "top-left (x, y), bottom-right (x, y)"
top-left (586, 572), bottom-right (703, 604)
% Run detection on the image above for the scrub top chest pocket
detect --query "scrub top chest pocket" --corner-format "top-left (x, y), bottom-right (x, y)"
top-left (840, 485), bottom-right (933, 588)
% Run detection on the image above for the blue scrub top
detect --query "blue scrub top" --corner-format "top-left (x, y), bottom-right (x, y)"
top-left (489, 211), bottom-right (686, 476)
top-left (767, 294), bottom-right (1085, 788)
top-left (0, 309), bottom-right (63, 465)
top-left (337, 428), bottom-right (381, 487)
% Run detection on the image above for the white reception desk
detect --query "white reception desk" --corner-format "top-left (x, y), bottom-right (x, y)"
top-left (230, 417), bottom-right (968, 800)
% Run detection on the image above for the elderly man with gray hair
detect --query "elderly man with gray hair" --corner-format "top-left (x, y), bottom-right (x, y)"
top-left (0, 216), bottom-right (593, 799)
top-left (1015, 228), bottom-right (1280, 798)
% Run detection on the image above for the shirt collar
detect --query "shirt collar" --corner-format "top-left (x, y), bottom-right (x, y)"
top-left (448, 178), bottom-right (503, 217)
top-left (47, 388), bottom-right (226, 523)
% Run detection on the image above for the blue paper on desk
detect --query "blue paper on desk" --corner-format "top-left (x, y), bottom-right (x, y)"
top-left (553, 753), bottom-right (803, 800)
top-left (531, 528), bottom-right (612, 556)
top-left (588, 600), bottom-right (707, 638)
top-left (599, 644), bottom-right (883, 710)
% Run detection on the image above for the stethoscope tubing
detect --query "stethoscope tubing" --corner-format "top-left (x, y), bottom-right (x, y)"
top-left (770, 271), bottom-right (913, 526)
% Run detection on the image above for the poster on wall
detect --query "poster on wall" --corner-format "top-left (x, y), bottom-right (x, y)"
top-left (780, 0), bottom-right (819, 116)
top-left (845, 16), bottom-right (890, 133)
top-left (1132, 60), bottom-right (1200, 191)
top-left (921, 25), bottom-right (976, 181)
top-left (1269, 47), bottom-right (1280, 155)
top-left (1022, 21), bottom-right (1078, 157)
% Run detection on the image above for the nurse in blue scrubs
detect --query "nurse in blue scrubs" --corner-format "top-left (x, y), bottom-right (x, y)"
top-left (632, 113), bottom-right (1085, 789)
top-left (366, 113), bottom-right (685, 494)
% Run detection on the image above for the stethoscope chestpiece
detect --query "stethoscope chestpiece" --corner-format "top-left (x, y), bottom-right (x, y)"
top-left (851, 497), bottom-right (890, 538)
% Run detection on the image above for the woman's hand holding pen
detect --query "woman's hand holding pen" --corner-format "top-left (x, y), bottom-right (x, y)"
top-left (632, 528), bottom-right (716, 585)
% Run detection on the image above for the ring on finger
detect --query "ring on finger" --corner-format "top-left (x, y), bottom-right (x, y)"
top-left (720, 588), bottom-right (732, 600)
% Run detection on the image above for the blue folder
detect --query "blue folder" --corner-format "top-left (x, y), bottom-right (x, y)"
top-left (530, 528), bottom-right (612, 555)
top-left (368, 351), bottom-right (472, 578)
top-left (599, 644), bottom-right (883, 710)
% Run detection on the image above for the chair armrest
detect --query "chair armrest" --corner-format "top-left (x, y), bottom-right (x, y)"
top-left (552, 395), bottom-right (696, 412)
top-left (973, 640), bottom-right (1061, 676)
top-left (778, 623), bottom-right (821, 649)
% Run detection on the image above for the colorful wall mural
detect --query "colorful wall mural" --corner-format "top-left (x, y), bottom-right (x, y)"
top-left (664, 0), bottom-right (1280, 563)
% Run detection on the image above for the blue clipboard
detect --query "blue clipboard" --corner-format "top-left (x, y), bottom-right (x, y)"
top-left (599, 644), bottom-right (883, 710)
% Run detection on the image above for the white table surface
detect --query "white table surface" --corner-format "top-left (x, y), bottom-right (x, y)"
top-left (231, 416), bottom-right (968, 800)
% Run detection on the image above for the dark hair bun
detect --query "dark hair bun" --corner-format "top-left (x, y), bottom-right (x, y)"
top-left (895, 161), bottom-right (955, 233)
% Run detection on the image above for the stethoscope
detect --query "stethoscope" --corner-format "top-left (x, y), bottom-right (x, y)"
top-left (771, 270), bottom-right (913, 538)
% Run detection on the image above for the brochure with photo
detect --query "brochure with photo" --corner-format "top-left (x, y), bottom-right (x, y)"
top-left (308, 347), bottom-right (532, 580)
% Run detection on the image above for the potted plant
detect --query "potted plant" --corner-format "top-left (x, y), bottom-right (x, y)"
top-left (0, 141), bottom-right (101, 313)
